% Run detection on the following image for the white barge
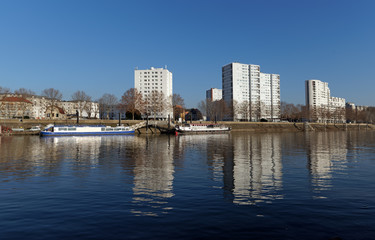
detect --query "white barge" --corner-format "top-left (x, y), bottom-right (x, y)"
top-left (40, 124), bottom-right (135, 136)
top-left (175, 123), bottom-right (230, 134)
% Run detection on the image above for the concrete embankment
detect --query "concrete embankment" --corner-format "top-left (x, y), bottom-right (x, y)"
top-left (0, 119), bottom-right (374, 135)
top-left (223, 122), bottom-right (375, 132)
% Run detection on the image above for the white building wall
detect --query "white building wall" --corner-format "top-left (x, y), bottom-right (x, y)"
top-left (135, 67), bottom-right (173, 119)
top-left (271, 74), bottom-right (281, 121)
top-left (305, 79), bottom-right (330, 108)
top-left (249, 64), bottom-right (261, 121)
top-left (305, 79), bottom-right (346, 123)
top-left (206, 88), bottom-right (222, 102)
top-left (260, 73), bottom-right (272, 119)
top-left (222, 62), bottom-right (280, 121)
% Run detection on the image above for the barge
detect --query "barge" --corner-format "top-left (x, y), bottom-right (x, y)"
top-left (40, 124), bottom-right (135, 136)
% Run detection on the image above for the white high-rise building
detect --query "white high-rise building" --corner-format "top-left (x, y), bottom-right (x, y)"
top-left (222, 62), bottom-right (280, 121)
top-left (305, 79), bottom-right (330, 108)
top-left (305, 79), bottom-right (346, 123)
top-left (206, 88), bottom-right (222, 102)
top-left (134, 67), bottom-right (173, 119)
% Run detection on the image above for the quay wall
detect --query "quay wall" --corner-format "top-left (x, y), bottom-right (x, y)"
top-left (222, 122), bottom-right (374, 132)
top-left (0, 119), bottom-right (374, 135)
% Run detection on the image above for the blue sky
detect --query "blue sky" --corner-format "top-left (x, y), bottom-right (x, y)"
top-left (0, 0), bottom-right (374, 108)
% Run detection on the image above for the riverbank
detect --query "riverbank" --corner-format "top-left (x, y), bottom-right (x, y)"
top-left (224, 122), bottom-right (375, 132)
top-left (1, 119), bottom-right (374, 135)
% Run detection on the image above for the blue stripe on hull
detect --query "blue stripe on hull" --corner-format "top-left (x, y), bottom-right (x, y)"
top-left (40, 131), bottom-right (135, 136)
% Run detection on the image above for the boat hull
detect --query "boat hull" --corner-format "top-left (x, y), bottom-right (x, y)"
top-left (176, 124), bottom-right (230, 134)
top-left (177, 131), bottom-right (230, 134)
top-left (40, 124), bottom-right (135, 137)
top-left (40, 130), bottom-right (135, 136)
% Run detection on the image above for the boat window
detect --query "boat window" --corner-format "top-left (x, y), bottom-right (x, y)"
top-left (101, 128), bottom-right (106, 131)
top-left (59, 128), bottom-right (68, 131)
top-left (68, 128), bottom-right (76, 131)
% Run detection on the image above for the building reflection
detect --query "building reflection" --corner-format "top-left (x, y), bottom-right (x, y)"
top-left (176, 134), bottom-right (230, 184)
top-left (229, 133), bottom-right (283, 205)
top-left (175, 133), bottom-right (283, 205)
top-left (0, 135), bottom-right (136, 180)
top-left (2, 130), bottom-right (368, 209)
top-left (0, 136), bottom-right (65, 180)
top-left (128, 135), bottom-right (176, 216)
top-left (305, 131), bottom-right (348, 197)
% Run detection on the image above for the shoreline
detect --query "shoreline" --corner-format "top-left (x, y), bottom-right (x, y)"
top-left (1, 119), bottom-right (374, 135)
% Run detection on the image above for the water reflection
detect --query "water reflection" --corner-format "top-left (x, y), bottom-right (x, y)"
top-left (1, 131), bottom-right (373, 211)
top-left (222, 133), bottom-right (283, 205)
top-left (305, 131), bottom-right (348, 198)
top-left (129, 136), bottom-right (176, 216)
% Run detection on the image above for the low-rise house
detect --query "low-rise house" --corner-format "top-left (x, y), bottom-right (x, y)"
top-left (45, 105), bottom-right (66, 119)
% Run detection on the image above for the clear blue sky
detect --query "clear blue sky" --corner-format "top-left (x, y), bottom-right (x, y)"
top-left (1, 0), bottom-right (374, 108)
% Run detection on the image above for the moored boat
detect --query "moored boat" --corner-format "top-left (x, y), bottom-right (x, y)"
top-left (175, 123), bottom-right (230, 134)
top-left (40, 124), bottom-right (135, 136)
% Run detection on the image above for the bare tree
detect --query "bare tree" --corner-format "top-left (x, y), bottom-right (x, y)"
top-left (148, 90), bottom-right (166, 120)
top-left (238, 101), bottom-right (249, 121)
top-left (215, 100), bottom-right (227, 121)
top-left (172, 93), bottom-right (185, 107)
top-left (41, 88), bottom-right (63, 119)
top-left (119, 88), bottom-right (143, 120)
top-left (0, 86), bottom-right (11, 94)
top-left (172, 93), bottom-right (185, 121)
top-left (197, 100), bottom-right (207, 116)
top-left (98, 93), bottom-right (118, 119)
top-left (198, 99), bottom-right (214, 121)
top-left (71, 90), bottom-right (92, 117)
top-left (41, 88), bottom-right (63, 100)
top-left (281, 102), bottom-right (305, 122)
top-left (198, 99), bottom-right (229, 122)
top-left (14, 88), bottom-right (35, 97)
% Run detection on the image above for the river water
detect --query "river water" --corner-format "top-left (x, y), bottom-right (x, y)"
top-left (0, 131), bottom-right (375, 239)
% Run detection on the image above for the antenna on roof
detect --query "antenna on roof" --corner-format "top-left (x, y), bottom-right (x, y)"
top-left (135, 66), bottom-right (138, 70)
top-left (165, 65), bottom-right (167, 69)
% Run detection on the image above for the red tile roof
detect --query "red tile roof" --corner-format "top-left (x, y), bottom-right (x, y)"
top-left (56, 106), bottom-right (65, 114)
top-left (46, 105), bottom-right (66, 114)
top-left (0, 97), bottom-right (32, 104)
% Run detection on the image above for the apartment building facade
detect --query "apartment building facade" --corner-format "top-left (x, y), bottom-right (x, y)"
top-left (134, 67), bottom-right (173, 119)
top-left (0, 94), bottom-right (99, 119)
top-left (222, 62), bottom-right (280, 121)
top-left (305, 79), bottom-right (346, 123)
top-left (206, 88), bottom-right (222, 102)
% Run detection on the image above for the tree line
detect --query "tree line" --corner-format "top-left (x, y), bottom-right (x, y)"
top-left (0, 86), bottom-right (186, 120)
top-left (117, 88), bottom-right (186, 120)
top-left (280, 101), bottom-right (375, 123)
